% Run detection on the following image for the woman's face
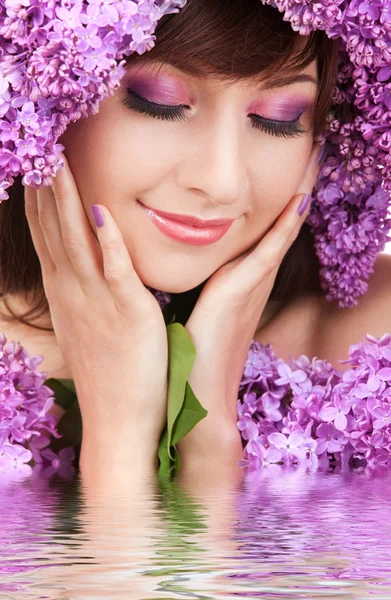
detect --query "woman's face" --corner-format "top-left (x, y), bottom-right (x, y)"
top-left (59, 58), bottom-right (319, 293)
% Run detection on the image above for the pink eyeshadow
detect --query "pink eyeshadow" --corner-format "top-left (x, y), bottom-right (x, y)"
top-left (248, 96), bottom-right (314, 121)
top-left (125, 73), bottom-right (190, 105)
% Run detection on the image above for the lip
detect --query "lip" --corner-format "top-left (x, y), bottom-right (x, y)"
top-left (138, 201), bottom-right (234, 246)
top-left (138, 201), bottom-right (234, 227)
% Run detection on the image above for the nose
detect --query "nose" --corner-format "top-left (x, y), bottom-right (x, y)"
top-left (176, 112), bottom-right (250, 207)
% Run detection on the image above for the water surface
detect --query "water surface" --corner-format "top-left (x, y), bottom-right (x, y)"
top-left (1, 467), bottom-right (391, 599)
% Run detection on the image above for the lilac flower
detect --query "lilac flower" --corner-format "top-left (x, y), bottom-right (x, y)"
top-left (0, 333), bottom-right (75, 477)
top-left (261, 0), bottom-right (391, 308)
top-left (237, 334), bottom-right (391, 473)
top-left (0, 0), bottom-right (186, 201)
top-left (267, 431), bottom-right (307, 463)
top-left (358, 0), bottom-right (383, 21)
top-left (241, 342), bottom-right (276, 382)
top-left (302, 436), bottom-right (319, 469)
top-left (0, 0), bottom-right (390, 309)
top-left (315, 423), bottom-right (348, 454)
top-left (254, 443), bottom-right (282, 467)
top-left (319, 395), bottom-right (352, 431)
top-left (261, 392), bottom-right (283, 421)
top-left (241, 438), bottom-right (282, 470)
top-left (240, 391), bottom-right (262, 416)
top-left (39, 447), bottom-right (76, 480)
top-left (275, 362), bottom-right (311, 394)
top-left (371, 403), bottom-right (391, 429)
top-left (0, 443), bottom-right (32, 478)
top-left (364, 446), bottom-right (390, 468)
top-left (237, 412), bottom-right (259, 441)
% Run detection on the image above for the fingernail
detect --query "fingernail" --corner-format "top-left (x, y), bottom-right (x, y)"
top-left (92, 204), bottom-right (104, 228)
top-left (317, 144), bottom-right (327, 166)
top-left (298, 194), bottom-right (311, 217)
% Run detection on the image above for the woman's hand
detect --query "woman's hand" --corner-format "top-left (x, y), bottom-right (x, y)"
top-left (177, 143), bottom-right (324, 472)
top-left (24, 154), bottom-right (169, 475)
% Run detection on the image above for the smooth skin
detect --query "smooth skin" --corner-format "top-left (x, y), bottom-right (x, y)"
top-left (24, 141), bottom-right (321, 485)
top-left (57, 59), bottom-right (320, 293)
top-left (25, 166), bottom-right (169, 481)
top-left (19, 52), bottom-right (391, 490)
top-left (22, 57), bottom-right (325, 484)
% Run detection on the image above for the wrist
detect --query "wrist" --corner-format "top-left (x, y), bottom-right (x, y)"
top-left (177, 416), bottom-right (243, 470)
top-left (73, 379), bottom-right (167, 445)
top-left (79, 426), bottom-right (159, 477)
top-left (79, 444), bottom-right (158, 496)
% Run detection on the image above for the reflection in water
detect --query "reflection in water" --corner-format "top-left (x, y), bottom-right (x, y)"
top-left (1, 467), bottom-right (391, 598)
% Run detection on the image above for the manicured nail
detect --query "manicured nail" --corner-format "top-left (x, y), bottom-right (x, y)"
top-left (298, 194), bottom-right (311, 217)
top-left (92, 204), bottom-right (104, 228)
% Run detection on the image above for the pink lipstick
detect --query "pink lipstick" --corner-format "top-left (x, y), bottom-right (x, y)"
top-left (138, 201), bottom-right (234, 246)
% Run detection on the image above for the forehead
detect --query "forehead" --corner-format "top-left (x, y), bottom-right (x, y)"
top-left (258, 59), bottom-right (319, 90)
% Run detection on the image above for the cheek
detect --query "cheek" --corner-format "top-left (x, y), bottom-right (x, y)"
top-left (248, 140), bottom-right (313, 216)
top-left (59, 107), bottom-right (184, 207)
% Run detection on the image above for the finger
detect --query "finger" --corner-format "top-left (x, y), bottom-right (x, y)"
top-left (50, 154), bottom-right (102, 285)
top-left (91, 204), bottom-right (152, 315)
top-left (36, 184), bottom-right (71, 269)
top-left (24, 185), bottom-right (56, 275)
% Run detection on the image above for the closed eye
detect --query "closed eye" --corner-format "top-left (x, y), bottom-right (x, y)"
top-left (123, 89), bottom-right (308, 138)
top-left (123, 89), bottom-right (189, 122)
top-left (249, 113), bottom-right (307, 138)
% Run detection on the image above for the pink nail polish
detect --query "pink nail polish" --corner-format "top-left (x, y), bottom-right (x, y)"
top-left (92, 205), bottom-right (104, 227)
top-left (298, 194), bottom-right (311, 217)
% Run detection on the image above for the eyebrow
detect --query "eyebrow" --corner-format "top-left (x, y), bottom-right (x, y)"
top-left (263, 73), bottom-right (319, 89)
top-left (128, 60), bottom-right (320, 90)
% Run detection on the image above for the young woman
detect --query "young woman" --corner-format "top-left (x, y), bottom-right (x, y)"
top-left (0, 0), bottom-right (390, 486)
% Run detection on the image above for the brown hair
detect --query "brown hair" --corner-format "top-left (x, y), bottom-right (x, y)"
top-left (0, 0), bottom-right (340, 331)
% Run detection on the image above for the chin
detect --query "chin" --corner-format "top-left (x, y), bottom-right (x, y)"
top-left (135, 258), bottom-right (210, 294)
top-left (143, 274), bottom-right (204, 294)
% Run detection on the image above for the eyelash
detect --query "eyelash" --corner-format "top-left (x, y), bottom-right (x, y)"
top-left (249, 113), bottom-right (306, 139)
top-left (123, 89), bottom-right (307, 139)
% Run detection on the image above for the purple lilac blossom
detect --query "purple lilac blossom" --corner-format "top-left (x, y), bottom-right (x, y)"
top-left (0, 1), bottom-right (389, 307)
top-left (2, 287), bottom-right (391, 477)
top-left (0, 0), bottom-right (185, 197)
top-left (238, 333), bottom-right (391, 472)
top-left (0, 333), bottom-right (74, 478)
top-left (260, 0), bottom-right (391, 308)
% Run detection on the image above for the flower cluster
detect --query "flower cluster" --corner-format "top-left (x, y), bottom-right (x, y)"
top-left (0, 0), bottom-right (185, 195)
top-left (2, 284), bottom-right (391, 477)
top-left (238, 332), bottom-right (391, 472)
top-left (0, 334), bottom-right (74, 479)
top-left (262, 0), bottom-right (391, 307)
top-left (0, 0), bottom-right (391, 309)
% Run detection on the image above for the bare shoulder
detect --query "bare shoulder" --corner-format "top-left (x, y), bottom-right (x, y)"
top-left (315, 253), bottom-right (391, 369)
top-left (254, 292), bottom-right (332, 363)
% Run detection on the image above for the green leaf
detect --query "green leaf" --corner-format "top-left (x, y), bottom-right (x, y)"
top-left (44, 378), bottom-right (78, 411)
top-left (43, 378), bottom-right (82, 452)
top-left (51, 400), bottom-right (83, 450)
top-left (157, 430), bottom-right (173, 475)
top-left (171, 381), bottom-right (208, 446)
top-left (166, 323), bottom-right (197, 458)
top-left (158, 323), bottom-right (208, 475)
top-left (43, 324), bottom-right (208, 476)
